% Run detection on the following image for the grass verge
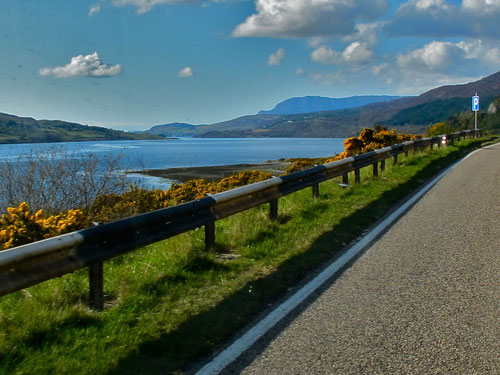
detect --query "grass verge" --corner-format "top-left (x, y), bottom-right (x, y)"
top-left (0, 136), bottom-right (498, 375)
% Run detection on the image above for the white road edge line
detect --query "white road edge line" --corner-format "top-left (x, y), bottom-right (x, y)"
top-left (195, 146), bottom-right (486, 375)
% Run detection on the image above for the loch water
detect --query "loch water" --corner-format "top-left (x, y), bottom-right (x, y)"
top-left (0, 138), bottom-right (345, 189)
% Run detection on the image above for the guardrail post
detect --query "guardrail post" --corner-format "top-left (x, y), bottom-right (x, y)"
top-left (342, 172), bottom-right (348, 185)
top-left (380, 159), bottom-right (385, 172)
top-left (393, 154), bottom-right (398, 165)
top-left (355, 168), bottom-right (361, 184)
top-left (413, 146), bottom-right (418, 155)
top-left (89, 262), bottom-right (104, 311)
top-left (270, 198), bottom-right (278, 221)
top-left (205, 221), bottom-right (215, 249)
top-left (404, 150), bottom-right (409, 157)
top-left (430, 142), bottom-right (434, 151)
top-left (373, 162), bottom-right (378, 177)
top-left (312, 183), bottom-right (319, 198)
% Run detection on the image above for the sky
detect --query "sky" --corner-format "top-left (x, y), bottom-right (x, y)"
top-left (1, 0), bottom-right (500, 130)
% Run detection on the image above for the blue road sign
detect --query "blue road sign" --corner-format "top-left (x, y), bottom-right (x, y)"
top-left (472, 96), bottom-right (479, 111)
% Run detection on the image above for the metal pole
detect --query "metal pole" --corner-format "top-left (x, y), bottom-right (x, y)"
top-left (475, 110), bottom-right (477, 131)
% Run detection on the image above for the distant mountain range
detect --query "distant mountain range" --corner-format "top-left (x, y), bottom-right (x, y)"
top-left (3, 70), bottom-right (500, 143)
top-left (258, 95), bottom-right (406, 115)
top-left (0, 113), bottom-right (162, 144)
top-left (192, 70), bottom-right (500, 138)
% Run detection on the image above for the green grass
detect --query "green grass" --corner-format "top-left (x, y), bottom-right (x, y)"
top-left (0, 136), bottom-right (498, 375)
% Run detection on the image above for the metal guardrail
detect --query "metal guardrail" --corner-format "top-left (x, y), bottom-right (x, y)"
top-left (0, 130), bottom-right (481, 308)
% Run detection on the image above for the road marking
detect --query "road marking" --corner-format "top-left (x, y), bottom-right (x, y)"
top-left (194, 146), bottom-right (489, 375)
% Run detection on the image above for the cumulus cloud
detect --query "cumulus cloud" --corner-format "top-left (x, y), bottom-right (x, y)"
top-left (178, 66), bottom-right (194, 77)
top-left (384, 0), bottom-right (500, 38)
top-left (342, 23), bottom-right (381, 46)
top-left (232, 0), bottom-right (389, 38)
top-left (268, 48), bottom-right (285, 65)
top-left (311, 42), bottom-right (373, 65)
top-left (89, 3), bottom-right (102, 16)
top-left (372, 63), bottom-right (388, 75)
top-left (108, 0), bottom-right (201, 14)
top-left (39, 52), bottom-right (121, 78)
top-left (295, 67), bottom-right (305, 75)
top-left (310, 45), bottom-right (342, 64)
top-left (396, 39), bottom-right (500, 75)
top-left (457, 39), bottom-right (500, 65)
top-left (397, 41), bottom-right (465, 73)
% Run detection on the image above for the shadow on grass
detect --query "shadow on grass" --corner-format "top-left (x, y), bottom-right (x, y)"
top-left (96, 139), bottom-right (489, 374)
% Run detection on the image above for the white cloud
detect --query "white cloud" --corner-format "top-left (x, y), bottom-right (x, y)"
top-left (310, 45), bottom-right (342, 64)
top-left (295, 67), bottom-right (305, 75)
top-left (385, 0), bottom-right (500, 38)
top-left (457, 39), bottom-right (500, 64)
top-left (89, 3), bottom-right (102, 16)
top-left (396, 39), bottom-right (500, 75)
top-left (342, 23), bottom-right (381, 47)
top-left (343, 42), bottom-right (373, 63)
top-left (232, 0), bottom-right (389, 38)
top-left (372, 63), bottom-right (388, 75)
top-left (311, 42), bottom-right (373, 65)
top-left (111, 0), bottom-right (201, 14)
top-left (397, 41), bottom-right (465, 73)
top-left (39, 52), bottom-right (121, 78)
top-left (178, 66), bottom-right (194, 77)
top-left (268, 48), bottom-right (285, 65)
top-left (309, 70), bottom-right (348, 85)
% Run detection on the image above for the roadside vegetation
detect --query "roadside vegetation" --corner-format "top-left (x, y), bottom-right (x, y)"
top-left (425, 96), bottom-right (500, 136)
top-left (1, 134), bottom-right (498, 375)
top-left (0, 127), bottom-right (417, 250)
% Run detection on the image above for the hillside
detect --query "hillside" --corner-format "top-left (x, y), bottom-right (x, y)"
top-left (0, 113), bottom-right (163, 144)
top-left (259, 95), bottom-right (406, 115)
top-left (140, 122), bottom-right (199, 137)
top-left (197, 70), bottom-right (500, 138)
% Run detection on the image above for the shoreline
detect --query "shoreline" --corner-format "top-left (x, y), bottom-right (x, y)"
top-left (135, 161), bottom-right (291, 183)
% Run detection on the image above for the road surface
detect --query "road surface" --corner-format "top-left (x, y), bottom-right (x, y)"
top-left (221, 142), bottom-right (500, 374)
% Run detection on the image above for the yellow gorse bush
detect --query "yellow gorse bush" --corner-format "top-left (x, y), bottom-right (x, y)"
top-left (285, 127), bottom-right (421, 174)
top-left (0, 170), bottom-right (273, 250)
top-left (0, 202), bottom-right (89, 250)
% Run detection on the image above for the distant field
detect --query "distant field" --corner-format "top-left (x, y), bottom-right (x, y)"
top-left (0, 136), bottom-right (498, 375)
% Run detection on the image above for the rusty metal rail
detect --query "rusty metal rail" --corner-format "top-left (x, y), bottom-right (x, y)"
top-left (0, 130), bottom-right (481, 308)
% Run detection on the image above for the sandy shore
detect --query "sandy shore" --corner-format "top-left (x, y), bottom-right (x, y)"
top-left (136, 161), bottom-right (291, 183)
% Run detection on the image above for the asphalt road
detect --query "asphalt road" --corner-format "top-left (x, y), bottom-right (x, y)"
top-left (221, 143), bottom-right (500, 374)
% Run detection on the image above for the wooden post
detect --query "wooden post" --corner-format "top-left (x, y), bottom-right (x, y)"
top-left (312, 183), bottom-right (319, 199)
top-left (393, 154), bottom-right (398, 165)
top-left (380, 159), bottom-right (386, 172)
top-left (430, 142), bottom-right (434, 151)
top-left (355, 168), bottom-right (360, 184)
top-left (413, 146), bottom-right (418, 155)
top-left (373, 162), bottom-right (378, 177)
top-left (270, 198), bottom-right (278, 221)
top-left (342, 172), bottom-right (348, 185)
top-left (205, 221), bottom-right (215, 249)
top-left (89, 262), bottom-right (104, 311)
top-left (404, 150), bottom-right (409, 157)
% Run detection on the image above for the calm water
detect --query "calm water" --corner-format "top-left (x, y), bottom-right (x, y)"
top-left (0, 138), bottom-right (344, 189)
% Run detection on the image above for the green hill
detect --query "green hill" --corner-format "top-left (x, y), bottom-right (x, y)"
top-left (0, 113), bottom-right (163, 144)
top-left (196, 70), bottom-right (500, 138)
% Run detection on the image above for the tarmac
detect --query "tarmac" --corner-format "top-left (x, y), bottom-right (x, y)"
top-left (217, 142), bottom-right (500, 374)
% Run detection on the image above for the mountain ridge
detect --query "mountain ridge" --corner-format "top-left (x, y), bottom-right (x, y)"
top-left (258, 95), bottom-right (406, 115)
top-left (195, 70), bottom-right (500, 138)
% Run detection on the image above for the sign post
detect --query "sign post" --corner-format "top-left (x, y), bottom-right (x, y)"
top-left (472, 94), bottom-right (479, 130)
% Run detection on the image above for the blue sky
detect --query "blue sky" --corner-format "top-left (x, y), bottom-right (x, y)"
top-left (1, 0), bottom-right (499, 130)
